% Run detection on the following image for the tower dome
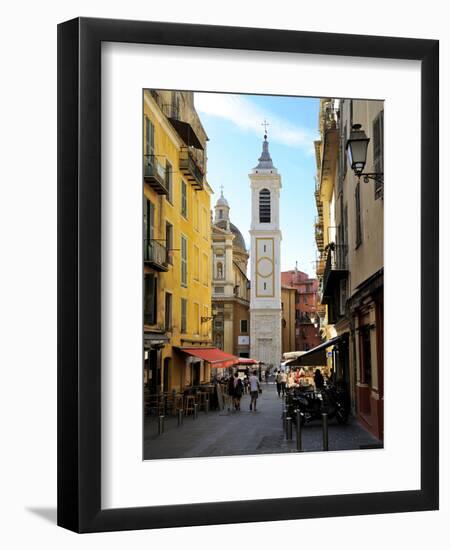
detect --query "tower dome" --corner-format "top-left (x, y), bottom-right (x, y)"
top-left (214, 187), bottom-right (230, 223)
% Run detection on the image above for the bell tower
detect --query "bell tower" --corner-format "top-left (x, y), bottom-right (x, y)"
top-left (249, 128), bottom-right (282, 369)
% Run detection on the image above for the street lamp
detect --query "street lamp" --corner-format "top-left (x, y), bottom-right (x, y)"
top-left (346, 124), bottom-right (383, 185)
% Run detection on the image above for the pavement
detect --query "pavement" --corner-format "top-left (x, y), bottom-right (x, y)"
top-left (143, 383), bottom-right (382, 460)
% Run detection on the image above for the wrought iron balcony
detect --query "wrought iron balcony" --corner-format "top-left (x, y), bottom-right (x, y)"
top-left (322, 243), bottom-right (348, 300)
top-left (144, 239), bottom-right (169, 272)
top-left (315, 220), bottom-right (324, 250)
top-left (316, 257), bottom-right (325, 276)
top-left (143, 155), bottom-right (169, 195)
top-left (179, 146), bottom-right (204, 190)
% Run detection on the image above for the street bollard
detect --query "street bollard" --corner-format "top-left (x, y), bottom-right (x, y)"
top-left (296, 409), bottom-right (303, 452)
top-left (158, 415), bottom-right (165, 435)
top-left (286, 417), bottom-right (293, 441)
top-left (177, 408), bottom-right (183, 426)
top-left (205, 397), bottom-right (209, 414)
top-left (282, 408), bottom-right (287, 432)
top-left (322, 412), bottom-right (329, 451)
top-left (193, 403), bottom-right (199, 419)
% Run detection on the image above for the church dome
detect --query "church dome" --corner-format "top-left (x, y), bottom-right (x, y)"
top-left (216, 193), bottom-right (229, 208)
top-left (215, 220), bottom-right (247, 252)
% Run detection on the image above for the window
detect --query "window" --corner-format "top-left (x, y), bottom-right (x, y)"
top-left (202, 207), bottom-right (209, 238)
top-left (181, 180), bottom-right (187, 218)
top-left (193, 303), bottom-right (200, 335)
top-left (355, 181), bottom-right (362, 248)
top-left (165, 222), bottom-right (173, 264)
top-left (165, 292), bottom-right (172, 331)
top-left (219, 209), bottom-right (223, 219)
top-left (171, 91), bottom-right (180, 118)
top-left (202, 252), bottom-right (209, 285)
top-left (143, 198), bottom-right (155, 261)
top-left (181, 235), bottom-right (188, 286)
top-left (165, 161), bottom-right (173, 203)
top-left (193, 245), bottom-right (199, 281)
top-left (143, 198), bottom-right (154, 241)
top-left (259, 188), bottom-right (271, 223)
top-left (145, 116), bottom-right (155, 156)
top-left (144, 274), bottom-right (157, 325)
top-left (180, 298), bottom-right (187, 333)
top-left (303, 295), bottom-right (308, 305)
top-left (360, 325), bottom-right (372, 386)
top-left (193, 195), bottom-right (199, 231)
top-left (240, 319), bottom-right (248, 333)
top-left (373, 110), bottom-right (384, 199)
top-left (202, 306), bottom-right (209, 336)
top-left (339, 278), bottom-right (347, 316)
top-left (214, 286), bottom-right (224, 294)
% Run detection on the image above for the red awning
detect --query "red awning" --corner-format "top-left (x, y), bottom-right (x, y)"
top-left (180, 347), bottom-right (239, 369)
top-left (236, 358), bottom-right (258, 365)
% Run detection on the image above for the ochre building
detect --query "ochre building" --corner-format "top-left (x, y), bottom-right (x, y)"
top-left (143, 89), bottom-right (213, 394)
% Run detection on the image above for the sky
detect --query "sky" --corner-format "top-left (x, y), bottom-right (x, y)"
top-left (194, 92), bottom-right (320, 276)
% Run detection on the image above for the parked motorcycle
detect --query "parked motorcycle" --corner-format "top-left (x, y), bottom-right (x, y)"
top-left (285, 383), bottom-right (349, 426)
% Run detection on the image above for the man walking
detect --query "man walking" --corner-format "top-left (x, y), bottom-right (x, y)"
top-left (249, 370), bottom-right (260, 412)
top-left (276, 370), bottom-right (282, 397)
top-left (280, 370), bottom-right (287, 397)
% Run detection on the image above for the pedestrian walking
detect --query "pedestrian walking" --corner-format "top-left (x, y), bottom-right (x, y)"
top-left (243, 375), bottom-right (249, 394)
top-left (314, 368), bottom-right (324, 390)
top-left (265, 368), bottom-right (270, 383)
top-left (276, 370), bottom-right (282, 397)
top-left (227, 375), bottom-right (235, 412)
top-left (233, 372), bottom-right (243, 411)
top-left (280, 370), bottom-right (287, 397)
top-left (249, 370), bottom-right (260, 412)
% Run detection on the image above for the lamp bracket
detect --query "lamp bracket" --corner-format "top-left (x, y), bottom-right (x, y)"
top-left (359, 172), bottom-right (384, 185)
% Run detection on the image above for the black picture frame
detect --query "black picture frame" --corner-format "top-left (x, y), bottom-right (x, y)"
top-left (57, 17), bottom-right (439, 533)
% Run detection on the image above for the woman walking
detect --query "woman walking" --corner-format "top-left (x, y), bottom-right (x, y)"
top-left (232, 372), bottom-right (243, 411)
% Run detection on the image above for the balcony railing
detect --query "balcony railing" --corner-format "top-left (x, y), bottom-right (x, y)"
top-left (144, 239), bottom-right (169, 272)
top-left (143, 155), bottom-right (169, 195)
top-left (179, 146), bottom-right (204, 189)
top-left (322, 243), bottom-right (348, 299)
top-left (315, 220), bottom-right (324, 251)
top-left (316, 257), bottom-right (325, 276)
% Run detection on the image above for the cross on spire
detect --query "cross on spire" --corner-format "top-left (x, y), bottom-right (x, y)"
top-left (261, 119), bottom-right (269, 138)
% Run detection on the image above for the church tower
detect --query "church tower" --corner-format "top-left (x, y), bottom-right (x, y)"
top-left (249, 132), bottom-right (282, 369)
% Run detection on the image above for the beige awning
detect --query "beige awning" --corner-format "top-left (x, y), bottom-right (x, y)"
top-left (286, 336), bottom-right (341, 367)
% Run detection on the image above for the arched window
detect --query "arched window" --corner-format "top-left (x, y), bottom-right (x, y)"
top-left (218, 209), bottom-right (223, 219)
top-left (259, 188), bottom-right (271, 223)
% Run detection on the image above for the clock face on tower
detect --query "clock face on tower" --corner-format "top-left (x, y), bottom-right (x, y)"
top-left (257, 257), bottom-right (273, 277)
top-left (255, 238), bottom-right (274, 297)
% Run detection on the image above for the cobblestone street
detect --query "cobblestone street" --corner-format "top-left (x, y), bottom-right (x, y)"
top-left (144, 383), bottom-right (382, 460)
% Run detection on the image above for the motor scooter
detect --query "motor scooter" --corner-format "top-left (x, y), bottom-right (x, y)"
top-left (285, 383), bottom-right (349, 426)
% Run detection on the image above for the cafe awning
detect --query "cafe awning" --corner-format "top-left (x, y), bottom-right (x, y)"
top-left (179, 347), bottom-right (239, 369)
top-left (286, 336), bottom-right (342, 367)
top-left (236, 358), bottom-right (258, 365)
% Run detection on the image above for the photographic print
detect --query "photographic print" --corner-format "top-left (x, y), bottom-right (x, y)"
top-left (143, 89), bottom-right (384, 460)
top-left (58, 17), bottom-right (438, 531)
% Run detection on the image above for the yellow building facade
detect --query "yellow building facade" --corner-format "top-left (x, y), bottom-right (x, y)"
top-left (143, 89), bottom-right (213, 395)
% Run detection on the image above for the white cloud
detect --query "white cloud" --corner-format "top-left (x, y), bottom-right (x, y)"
top-left (194, 92), bottom-right (316, 153)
